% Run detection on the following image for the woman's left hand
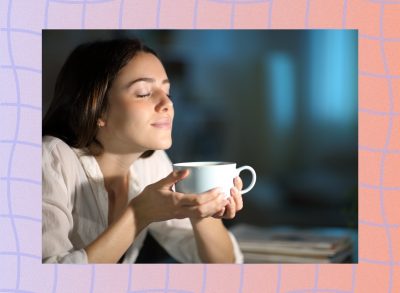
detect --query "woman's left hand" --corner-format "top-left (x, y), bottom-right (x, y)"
top-left (212, 176), bottom-right (244, 219)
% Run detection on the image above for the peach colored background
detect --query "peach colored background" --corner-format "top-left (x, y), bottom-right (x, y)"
top-left (0, 0), bottom-right (399, 292)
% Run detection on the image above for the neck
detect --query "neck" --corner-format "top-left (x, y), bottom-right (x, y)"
top-left (89, 132), bottom-right (147, 194)
top-left (93, 149), bottom-right (142, 195)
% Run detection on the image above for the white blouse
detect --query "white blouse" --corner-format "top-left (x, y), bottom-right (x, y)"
top-left (42, 136), bottom-right (243, 264)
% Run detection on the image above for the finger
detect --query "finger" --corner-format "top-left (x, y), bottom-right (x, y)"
top-left (157, 170), bottom-right (190, 189)
top-left (187, 195), bottom-right (228, 218)
top-left (234, 176), bottom-right (243, 191)
top-left (212, 207), bottom-right (226, 219)
top-left (223, 197), bottom-right (236, 219)
top-left (230, 187), bottom-right (243, 211)
top-left (177, 187), bottom-right (223, 206)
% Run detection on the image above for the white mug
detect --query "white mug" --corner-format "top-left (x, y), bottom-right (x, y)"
top-left (173, 162), bottom-right (256, 198)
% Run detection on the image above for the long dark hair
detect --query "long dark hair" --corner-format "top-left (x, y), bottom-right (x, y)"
top-left (43, 38), bottom-right (158, 158)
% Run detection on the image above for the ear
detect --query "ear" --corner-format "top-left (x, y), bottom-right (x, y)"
top-left (97, 118), bottom-right (106, 127)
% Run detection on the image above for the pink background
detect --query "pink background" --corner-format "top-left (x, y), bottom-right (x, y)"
top-left (1, 0), bottom-right (399, 292)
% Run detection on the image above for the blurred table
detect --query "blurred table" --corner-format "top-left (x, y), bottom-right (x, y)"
top-left (230, 224), bottom-right (358, 264)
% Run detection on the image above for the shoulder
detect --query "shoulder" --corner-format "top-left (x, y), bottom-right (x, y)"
top-left (42, 135), bottom-right (80, 176)
top-left (43, 135), bottom-right (74, 157)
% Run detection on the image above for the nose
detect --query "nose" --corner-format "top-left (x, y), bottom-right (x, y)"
top-left (155, 91), bottom-right (173, 113)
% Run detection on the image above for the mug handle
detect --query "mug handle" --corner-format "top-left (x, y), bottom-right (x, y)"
top-left (235, 165), bottom-right (256, 194)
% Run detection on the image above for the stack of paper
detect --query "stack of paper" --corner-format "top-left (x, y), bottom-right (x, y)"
top-left (230, 224), bottom-right (353, 263)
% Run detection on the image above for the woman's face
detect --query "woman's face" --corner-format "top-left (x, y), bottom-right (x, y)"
top-left (98, 52), bottom-right (174, 154)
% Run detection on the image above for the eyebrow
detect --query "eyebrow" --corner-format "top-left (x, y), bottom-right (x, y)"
top-left (125, 77), bottom-right (170, 89)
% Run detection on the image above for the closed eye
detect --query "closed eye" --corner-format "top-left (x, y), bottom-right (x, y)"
top-left (136, 93), bottom-right (151, 98)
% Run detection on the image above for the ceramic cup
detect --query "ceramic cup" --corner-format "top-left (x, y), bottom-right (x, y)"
top-left (173, 162), bottom-right (256, 198)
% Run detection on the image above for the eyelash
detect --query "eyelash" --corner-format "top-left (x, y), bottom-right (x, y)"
top-left (136, 93), bottom-right (172, 99)
top-left (137, 93), bottom-right (151, 98)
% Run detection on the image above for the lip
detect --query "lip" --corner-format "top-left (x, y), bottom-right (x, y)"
top-left (151, 117), bottom-right (172, 129)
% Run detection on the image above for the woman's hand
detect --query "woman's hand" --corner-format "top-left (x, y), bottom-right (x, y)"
top-left (212, 176), bottom-right (244, 219)
top-left (129, 170), bottom-right (229, 226)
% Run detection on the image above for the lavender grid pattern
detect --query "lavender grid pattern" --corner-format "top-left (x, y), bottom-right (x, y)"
top-left (0, 0), bottom-right (399, 292)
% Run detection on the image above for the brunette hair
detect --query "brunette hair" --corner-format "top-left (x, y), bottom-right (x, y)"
top-left (43, 38), bottom-right (158, 158)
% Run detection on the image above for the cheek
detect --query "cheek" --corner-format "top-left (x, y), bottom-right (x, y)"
top-left (127, 100), bottom-right (143, 112)
top-left (107, 97), bottom-right (153, 129)
top-left (120, 101), bottom-right (150, 125)
top-left (110, 105), bottom-right (129, 124)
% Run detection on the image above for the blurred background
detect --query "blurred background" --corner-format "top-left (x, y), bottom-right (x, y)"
top-left (43, 30), bottom-right (358, 260)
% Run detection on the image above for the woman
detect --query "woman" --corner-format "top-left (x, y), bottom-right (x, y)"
top-left (42, 38), bottom-right (244, 263)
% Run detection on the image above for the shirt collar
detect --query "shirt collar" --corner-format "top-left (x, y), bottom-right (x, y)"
top-left (71, 147), bottom-right (142, 201)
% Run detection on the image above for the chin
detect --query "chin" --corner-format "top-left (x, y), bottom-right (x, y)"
top-left (148, 139), bottom-right (172, 151)
top-left (158, 141), bottom-right (173, 150)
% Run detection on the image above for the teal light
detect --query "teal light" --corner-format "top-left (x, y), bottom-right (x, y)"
top-left (265, 53), bottom-right (295, 132)
top-left (309, 30), bottom-right (357, 126)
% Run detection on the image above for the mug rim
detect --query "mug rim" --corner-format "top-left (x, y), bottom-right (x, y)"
top-left (173, 161), bottom-right (236, 167)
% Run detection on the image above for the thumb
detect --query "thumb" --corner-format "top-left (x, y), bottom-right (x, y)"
top-left (157, 169), bottom-right (190, 189)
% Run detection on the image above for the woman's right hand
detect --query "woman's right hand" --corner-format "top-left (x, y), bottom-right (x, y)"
top-left (129, 170), bottom-right (229, 226)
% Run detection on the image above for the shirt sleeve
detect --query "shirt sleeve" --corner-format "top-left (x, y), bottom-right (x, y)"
top-left (149, 219), bottom-right (244, 263)
top-left (146, 150), bottom-right (244, 263)
top-left (42, 138), bottom-right (88, 263)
